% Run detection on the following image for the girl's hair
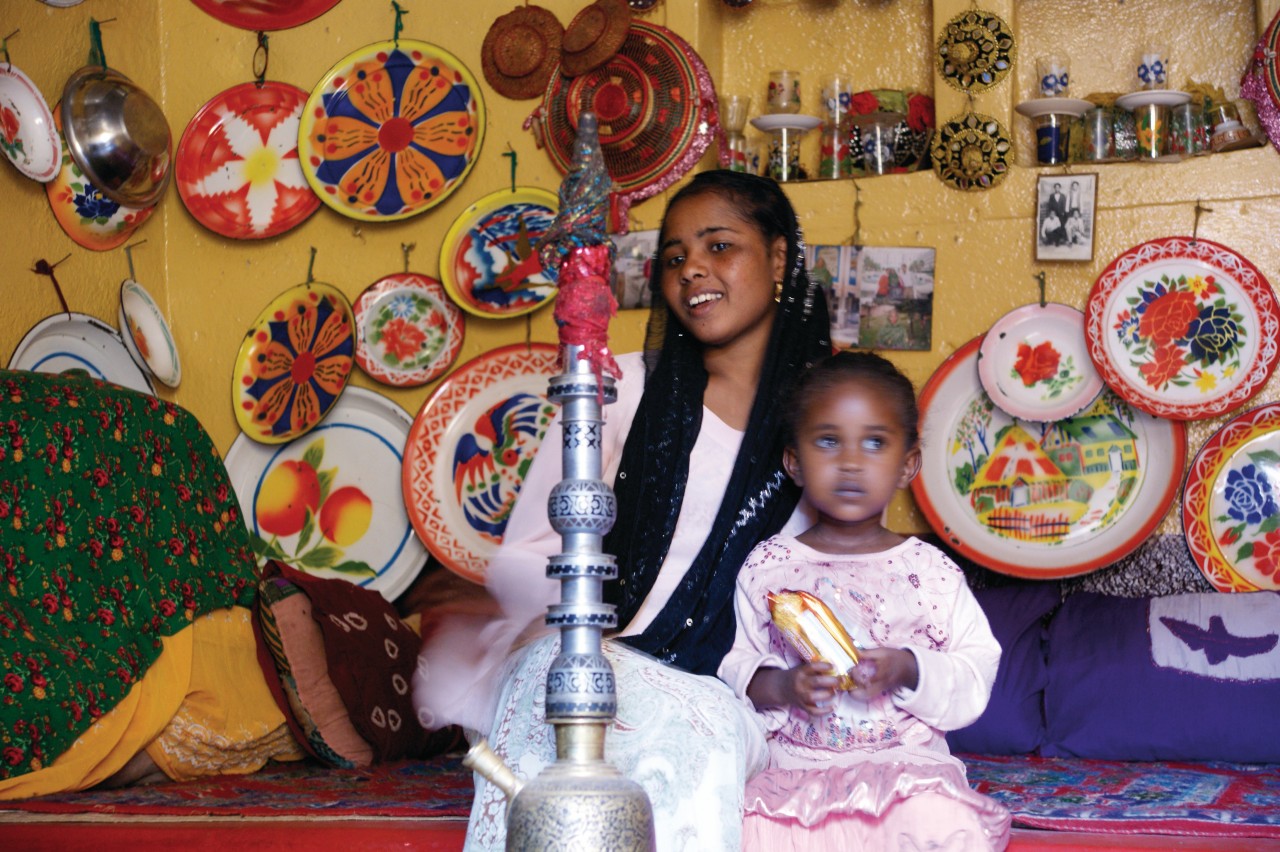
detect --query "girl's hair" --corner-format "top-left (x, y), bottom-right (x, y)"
top-left (784, 350), bottom-right (920, 448)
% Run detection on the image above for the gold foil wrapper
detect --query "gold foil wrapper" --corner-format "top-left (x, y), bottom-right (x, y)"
top-left (767, 590), bottom-right (861, 691)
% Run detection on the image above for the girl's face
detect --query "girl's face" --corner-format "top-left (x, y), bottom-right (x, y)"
top-left (657, 192), bottom-right (787, 353)
top-left (784, 377), bottom-right (922, 539)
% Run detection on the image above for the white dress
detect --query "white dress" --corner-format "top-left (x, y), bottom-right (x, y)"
top-left (413, 351), bottom-right (812, 851)
top-left (718, 535), bottom-right (1012, 850)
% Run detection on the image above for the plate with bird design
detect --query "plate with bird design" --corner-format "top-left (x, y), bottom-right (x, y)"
top-left (401, 343), bottom-right (559, 583)
top-left (438, 186), bottom-right (560, 319)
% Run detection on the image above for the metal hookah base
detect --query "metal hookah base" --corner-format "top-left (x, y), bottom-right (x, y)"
top-left (506, 760), bottom-right (654, 852)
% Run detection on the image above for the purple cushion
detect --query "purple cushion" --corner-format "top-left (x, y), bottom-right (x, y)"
top-left (947, 583), bottom-right (1059, 755)
top-left (1043, 591), bottom-right (1280, 762)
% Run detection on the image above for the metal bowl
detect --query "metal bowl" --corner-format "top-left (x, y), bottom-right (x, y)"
top-left (61, 65), bottom-right (172, 207)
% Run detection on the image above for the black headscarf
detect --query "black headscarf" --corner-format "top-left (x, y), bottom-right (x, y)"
top-left (602, 171), bottom-right (832, 676)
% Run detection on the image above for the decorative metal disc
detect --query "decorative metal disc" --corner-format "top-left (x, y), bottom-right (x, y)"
top-left (931, 111), bottom-right (1012, 191)
top-left (936, 9), bottom-right (1016, 93)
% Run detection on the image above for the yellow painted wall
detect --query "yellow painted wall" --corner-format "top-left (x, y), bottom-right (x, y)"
top-left (1, 0), bottom-right (1278, 539)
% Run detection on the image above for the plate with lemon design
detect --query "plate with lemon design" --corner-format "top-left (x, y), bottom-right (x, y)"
top-left (224, 385), bottom-right (427, 601)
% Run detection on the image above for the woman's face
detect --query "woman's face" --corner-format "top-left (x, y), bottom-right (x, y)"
top-left (657, 192), bottom-right (787, 353)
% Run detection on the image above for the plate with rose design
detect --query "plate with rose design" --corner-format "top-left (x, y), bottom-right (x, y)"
top-left (298, 40), bottom-right (485, 222)
top-left (225, 386), bottom-right (427, 602)
top-left (1085, 236), bottom-right (1280, 421)
top-left (353, 272), bottom-right (464, 387)
top-left (189, 0), bottom-right (342, 30)
top-left (912, 334), bottom-right (1185, 579)
top-left (232, 281), bottom-right (354, 444)
top-left (401, 343), bottom-right (559, 583)
top-left (978, 302), bottom-right (1104, 422)
top-left (0, 62), bottom-right (60, 182)
top-left (1182, 401), bottom-right (1280, 592)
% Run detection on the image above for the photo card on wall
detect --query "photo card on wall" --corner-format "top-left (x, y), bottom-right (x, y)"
top-left (808, 244), bottom-right (935, 351)
top-left (610, 229), bottom-right (659, 310)
top-left (1036, 173), bottom-right (1097, 262)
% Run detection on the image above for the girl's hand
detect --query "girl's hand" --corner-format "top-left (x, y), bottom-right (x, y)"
top-left (789, 661), bottom-right (840, 718)
top-left (847, 647), bottom-right (918, 700)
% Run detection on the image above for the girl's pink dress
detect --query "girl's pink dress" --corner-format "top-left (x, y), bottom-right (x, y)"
top-left (719, 535), bottom-right (1012, 851)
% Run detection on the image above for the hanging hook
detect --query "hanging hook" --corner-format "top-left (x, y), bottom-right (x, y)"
top-left (401, 242), bottom-right (415, 273)
top-left (87, 18), bottom-right (114, 71)
top-left (851, 179), bottom-right (862, 245)
top-left (391, 1), bottom-right (408, 47)
top-left (124, 239), bottom-right (147, 281)
top-left (1034, 271), bottom-right (1046, 308)
top-left (253, 32), bottom-right (269, 88)
top-left (503, 144), bottom-right (518, 193)
top-left (32, 253), bottom-right (73, 316)
top-left (1191, 199), bottom-right (1212, 244)
top-left (2, 29), bottom-right (19, 69)
top-left (523, 314), bottom-right (533, 354)
top-left (306, 247), bottom-right (317, 284)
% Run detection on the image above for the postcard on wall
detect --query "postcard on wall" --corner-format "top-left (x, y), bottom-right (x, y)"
top-left (810, 245), bottom-right (935, 351)
top-left (609, 229), bottom-right (659, 310)
top-left (1035, 173), bottom-right (1097, 262)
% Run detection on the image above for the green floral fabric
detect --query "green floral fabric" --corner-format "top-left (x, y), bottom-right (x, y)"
top-left (0, 370), bottom-right (257, 779)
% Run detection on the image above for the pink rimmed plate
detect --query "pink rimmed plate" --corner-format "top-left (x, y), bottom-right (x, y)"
top-left (1182, 402), bottom-right (1280, 592)
top-left (401, 343), bottom-right (559, 583)
top-left (0, 63), bottom-right (59, 182)
top-left (353, 272), bottom-right (464, 387)
top-left (299, 40), bottom-right (485, 222)
top-left (1085, 236), bottom-right (1280, 421)
top-left (912, 334), bottom-right (1185, 580)
top-left (189, 0), bottom-right (342, 31)
top-left (225, 386), bottom-right (427, 602)
top-left (978, 303), bottom-right (1103, 422)
top-left (439, 187), bottom-right (560, 319)
top-left (176, 81), bottom-right (320, 240)
top-left (232, 281), bottom-right (354, 444)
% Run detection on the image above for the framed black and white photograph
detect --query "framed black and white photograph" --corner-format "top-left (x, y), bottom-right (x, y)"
top-left (1036, 173), bottom-right (1097, 262)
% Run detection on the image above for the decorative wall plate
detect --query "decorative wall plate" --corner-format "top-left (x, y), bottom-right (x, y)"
top-left (299, 40), bottom-right (485, 222)
top-left (0, 63), bottom-right (60, 182)
top-left (1183, 402), bottom-right (1280, 592)
top-left (401, 343), bottom-right (560, 583)
top-left (118, 278), bottom-right (182, 388)
top-left (189, 0), bottom-right (343, 30)
top-left (46, 106), bottom-right (154, 252)
top-left (9, 312), bottom-right (155, 396)
top-left (1114, 90), bottom-right (1192, 111)
top-left (353, 272), bottom-right (464, 387)
top-left (931, 111), bottom-right (1011, 191)
top-left (1258, 10), bottom-right (1280, 112)
top-left (176, 81), bottom-right (319, 240)
top-left (936, 9), bottom-right (1015, 93)
top-left (911, 334), bottom-right (1185, 580)
top-left (439, 187), bottom-right (559, 319)
top-left (1085, 237), bottom-right (1280, 421)
top-left (750, 114), bottom-right (823, 133)
top-left (224, 386), bottom-right (427, 602)
top-left (978, 303), bottom-right (1103, 422)
top-left (536, 21), bottom-right (717, 214)
top-left (232, 281), bottom-right (354, 444)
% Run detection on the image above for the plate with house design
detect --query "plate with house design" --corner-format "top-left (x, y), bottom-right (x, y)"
top-left (912, 334), bottom-right (1186, 579)
top-left (1182, 401), bottom-right (1280, 592)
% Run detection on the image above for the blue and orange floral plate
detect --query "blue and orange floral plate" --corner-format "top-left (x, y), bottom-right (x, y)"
top-left (232, 281), bottom-right (355, 444)
top-left (1085, 236), bottom-right (1280, 421)
top-left (298, 39), bottom-right (485, 222)
top-left (1183, 401), bottom-right (1280, 592)
top-left (978, 302), bottom-right (1104, 422)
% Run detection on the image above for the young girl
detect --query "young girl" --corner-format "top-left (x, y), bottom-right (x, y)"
top-left (414, 170), bottom-right (833, 850)
top-left (719, 351), bottom-right (1012, 851)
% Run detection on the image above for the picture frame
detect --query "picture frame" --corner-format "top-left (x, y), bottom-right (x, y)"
top-left (1036, 173), bottom-right (1097, 262)
top-left (808, 244), bottom-right (935, 351)
top-left (609, 229), bottom-right (659, 310)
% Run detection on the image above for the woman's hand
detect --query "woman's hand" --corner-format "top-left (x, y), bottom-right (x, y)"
top-left (846, 647), bottom-right (918, 700)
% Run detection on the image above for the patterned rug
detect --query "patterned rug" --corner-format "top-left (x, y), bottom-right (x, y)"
top-left (0, 755), bottom-right (474, 819)
top-left (963, 753), bottom-right (1280, 839)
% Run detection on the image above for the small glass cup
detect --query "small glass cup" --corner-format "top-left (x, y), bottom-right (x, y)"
top-left (724, 130), bottom-right (750, 173)
top-left (820, 74), bottom-right (853, 123)
top-left (1168, 102), bottom-right (1209, 158)
top-left (1036, 56), bottom-right (1070, 97)
top-left (721, 94), bottom-right (751, 134)
top-left (1137, 45), bottom-right (1169, 90)
top-left (1133, 103), bottom-right (1170, 160)
top-left (1082, 106), bottom-right (1115, 162)
top-left (1035, 113), bottom-right (1070, 165)
top-left (817, 121), bottom-right (851, 179)
top-left (766, 127), bottom-right (807, 181)
top-left (766, 70), bottom-right (801, 114)
top-left (853, 113), bottom-right (899, 176)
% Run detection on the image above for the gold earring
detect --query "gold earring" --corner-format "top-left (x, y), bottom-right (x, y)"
top-left (774, 280), bottom-right (783, 302)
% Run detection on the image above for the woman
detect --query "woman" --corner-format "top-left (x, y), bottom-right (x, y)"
top-left (413, 170), bottom-right (832, 850)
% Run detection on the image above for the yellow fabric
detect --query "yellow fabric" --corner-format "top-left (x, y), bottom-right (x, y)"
top-left (0, 606), bottom-right (301, 800)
